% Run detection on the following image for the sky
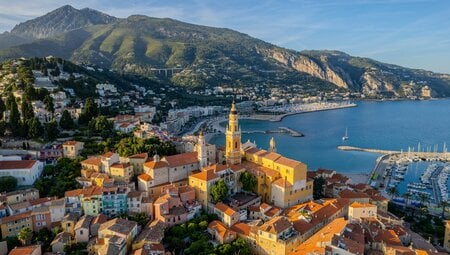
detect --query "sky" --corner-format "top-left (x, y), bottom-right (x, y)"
top-left (0, 0), bottom-right (449, 73)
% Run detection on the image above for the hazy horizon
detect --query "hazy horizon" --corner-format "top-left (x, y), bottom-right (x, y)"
top-left (1, 0), bottom-right (449, 73)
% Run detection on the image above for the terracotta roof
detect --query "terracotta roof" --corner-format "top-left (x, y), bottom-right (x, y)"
top-left (275, 156), bottom-right (302, 168)
top-left (189, 169), bottom-right (218, 182)
top-left (293, 217), bottom-right (347, 255)
top-left (81, 157), bottom-right (102, 166)
top-left (339, 189), bottom-right (370, 199)
top-left (264, 207), bottom-right (281, 217)
top-left (272, 178), bottom-right (293, 188)
top-left (8, 245), bottom-right (41, 255)
top-left (163, 152), bottom-right (198, 167)
top-left (29, 196), bottom-right (55, 206)
top-left (81, 186), bottom-right (103, 197)
top-left (215, 202), bottom-right (237, 217)
top-left (350, 201), bottom-right (377, 209)
top-left (374, 229), bottom-right (402, 245)
top-left (63, 140), bottom-right (79, 146)
top-left (99, 218), bottom-right (137, 236)
top-left (0, 211), bottom-right (32, 224)
top-left (143, 160), bottom-right (168, 169)
top-left (138, 173), bottom-right (153, 182)
top-left (102, 152), bottom-right (115, 158)
top-left (129, 153), bottom-right (148, 159)
top-left (0, 160), bottom-right (37, 170)
top-left (241, 161), bottom-right (280, 178)
top-left (110, 162), bottom-right (131, 168)
top-left (231, 222), bottom-right (252, 236)
top-left (208, 220), bottom-right (235, 239)
top-left (65, 189), bottom-right (83, 197)
top-left (259, 216), bottom-right (291, 234)
top-left (261, 151), bottom-right (282, 161)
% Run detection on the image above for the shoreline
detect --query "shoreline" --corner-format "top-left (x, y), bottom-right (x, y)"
top-left (240, 103), bottom-right (357, 122)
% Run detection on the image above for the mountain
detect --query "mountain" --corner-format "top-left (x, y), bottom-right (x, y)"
top-left (0, 5), bottom-right (118, 50)
top-left (1, 5), bottom-right (450, 97)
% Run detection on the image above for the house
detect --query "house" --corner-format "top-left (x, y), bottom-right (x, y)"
top-left (0, 160), bottom-right (43, 186)
top-left (116, 122), bottom-right (136, 133)
top-left (208, 220), bottom-right (237, 244)
top-left (348, 202), bottom-right (377, 220)
top-left (132, 220), bottom-right (167, 251)
top-left (153, 185), bottom-right (200, 226)
top-left (75, 215), bottom-right (94, 243)
top-left (62, 141), bottom-right (84, 159)
top-left (109, 162), bottom-right (133, 184)
top-left (249, 203), bottom-right (281, 221)
top-left (8, 245), bottom-right (41, 255)
top-left (51, 232), bottom-right (71, 253)
top-left (31, 206), bottom-right (51, 231)
top-left (61, 213), bottom-right (78, 236)
top-left (49, 198), bottom-right (65, 223)
top-left (293, 218), bottom-right (347, 255)
top-left (0, 211), bottom-right (33, 238)
top-left (127, 153), bottom-right (148, 175)
top-left (257, 216), bottom-right (302, 255)
top-left (102, 186), bottom-right (128, 218)
top-left (96, 218), bottom-right (138, 253)
top-left (2, 188), bottom-right (39, 205)
top-left (213, 203), bottom-right (240, 227)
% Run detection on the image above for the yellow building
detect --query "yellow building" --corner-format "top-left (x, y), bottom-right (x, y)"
top-left (109, 162), bottom-right (133, 183)
top-left (445, 220), bottom-right (450, 252)
top-left (63, 141), bottom-right (84, 159)
top-left (256, 216), bottom-right (302, 255)
top-left (127, 153), bottom-right (148, 175)
top-left (0, 211), bottom-right (33, 238)
top-left (225, 101), bottom-right (242, 165)
top-left (214, 202), bottom-right (240, 227)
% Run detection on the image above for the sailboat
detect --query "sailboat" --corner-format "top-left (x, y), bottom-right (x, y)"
top-left (342, 128), bottom-right (349, 141)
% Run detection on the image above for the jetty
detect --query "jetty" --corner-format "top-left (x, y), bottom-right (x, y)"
top-left (242, 127), bottom-right (303, 137)
top-left (338, 146), bottom-right (398, 154)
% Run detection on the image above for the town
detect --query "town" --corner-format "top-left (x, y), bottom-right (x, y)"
top-left (1, 92), bottom-right (449, 255)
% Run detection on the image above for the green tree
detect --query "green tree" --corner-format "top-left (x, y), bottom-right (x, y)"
top-left (439, 200), bottom-right (449, 219)
top-left (80, 97), bottom-right (98, 124)
top-left (88, 116), bottom-right (113, 138)
top-left (239, 171), bottom-right (257, 192)
top-left (7, 95), bottom-right (21, 136)
top-left (43, 95), bottom-right (54, 115)
top-left (418, 193), bottom-right (430, 208)
top-left (33, 228), bottom-right (55, 252)
top-left (44, 120), bottom-right (58, 141)
top-left (211, 179), bottom-right (228, 203)
top-left (28, 117), bottom-right (43, 139)
top-left (313, 176), bottom-right (326, 199)
top-left (0, 121), bottom-right (6, 136)
top-left (387, 186), bottom-right (399, 199)
top-left (59, 110), bottom-right (74, 129)
top-left (231, 238), bottom-right (252, 255)
top-left (21, 99), bottom-right (34, 120)
top-left (0, 97), bottom-right (5, 120)
top-left (18, 227), bottom-right (33, 245)
top-left (0, 176), bottom-right (17, 192)
top-left (402, 192), bottom-right (413, 210)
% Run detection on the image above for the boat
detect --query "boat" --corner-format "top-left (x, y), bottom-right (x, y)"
top-left (342, 128), bottom-right (349, 141)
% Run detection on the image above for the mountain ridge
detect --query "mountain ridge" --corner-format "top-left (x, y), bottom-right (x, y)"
top-left (1, 5), bottom-right (450, 97)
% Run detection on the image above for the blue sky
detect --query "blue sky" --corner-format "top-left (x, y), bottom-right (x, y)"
top-left (1, 0), bottom-right (449, 73)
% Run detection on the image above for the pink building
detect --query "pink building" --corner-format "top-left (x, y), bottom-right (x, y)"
top-left (153, 185), bottom-right (200, 226)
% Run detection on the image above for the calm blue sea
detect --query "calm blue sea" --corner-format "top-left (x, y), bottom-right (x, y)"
top-left (210, 100), bottom-right (450, 174)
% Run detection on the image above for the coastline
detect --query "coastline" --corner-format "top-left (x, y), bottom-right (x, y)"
top-left (240, 103), bottom-right (357, 122)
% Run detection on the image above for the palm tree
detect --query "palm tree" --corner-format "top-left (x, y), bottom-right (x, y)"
top-left (418, 193), bottom-right (430, 208)
top-left (18, 227), bottom-right (33, 245)
top-left (439, 200), bottom-right (449, 219)
top-left (387, 187), bottom-right (399, 199)
top-left (402, 192), bottom-right (413, 210)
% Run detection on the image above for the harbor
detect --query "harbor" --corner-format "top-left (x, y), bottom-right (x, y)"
top-left (362, 143), bottom-right (450, 206)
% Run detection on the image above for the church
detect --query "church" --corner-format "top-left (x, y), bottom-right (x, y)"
top-left (189, 101), bottom-right (313, 209)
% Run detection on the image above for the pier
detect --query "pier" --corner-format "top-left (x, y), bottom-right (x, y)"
top-left (338, 146), bottom-right (450, 160)
top-left (430, 166), bottom-right (444, 204)
top-left (242, 127), bottom-right (304, 137)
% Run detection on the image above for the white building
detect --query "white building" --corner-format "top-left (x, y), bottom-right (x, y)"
top-left (0, 160), bottom-right (44, 186)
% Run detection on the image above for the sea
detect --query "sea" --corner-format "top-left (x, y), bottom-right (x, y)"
top-left (209, 99), bottom-right (450, 174)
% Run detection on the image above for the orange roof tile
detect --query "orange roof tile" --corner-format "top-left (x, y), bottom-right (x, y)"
top-left (81, 157), bottom-right (102, 166)
top-left (63, 140), bottom-right (79, 146)
top-left (0, 211), bottom-right (32, 224)
top-left (350, 201), bottom-right (377, 208)
top-left (143, 160), bottom-right (168, 169)
top-left (293, 217), bottom-right (347, 255)
top-left (0, 160), bottom-right (37, 170)
top-left (110, 162), bottom-right (131, 169)
top-left (259, 216), bottom-right (292, 234)
top-left (65, 189), bottom-right (83, 197)
top-left (190, 169), bottom-right (218, 182)
top-left (163, 152), bottom-right (198, 167)
top-left (138, 173), bottom-right (153, 182)
top-left (275, 156), bottom-right (302, 168)
top-left (272, 178), bottom-right (293, 188)
top-left (129, 153), bottom-right (148, 159)
top-left (231, 222), bottom-right (252, 236)
top-left (215, 202), bottom-right (237, 217)
top-left (208, 220), bottom-right (236, 239)
top-left (101, 152), bottom-right (115, 158)
top-left (8, 245), bottom-right (40, 255)
top-left (339, 189), bottom-right (370, 199)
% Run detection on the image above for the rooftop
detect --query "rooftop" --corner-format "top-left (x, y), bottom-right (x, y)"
top-left (0, 160), bottom-right (37, 170)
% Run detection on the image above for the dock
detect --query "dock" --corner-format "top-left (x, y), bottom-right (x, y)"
top-left (431, 166), bottom-right (444, 204)
top-left (242, 127), bottom-right (304, 137)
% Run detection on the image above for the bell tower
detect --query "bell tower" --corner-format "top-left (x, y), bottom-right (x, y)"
top-left (225, 100), bottom-right (241, 165)
top-left (197, 130), bottom-right (208, 168)
top-left (269, 137), bottom-right (276, 152)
